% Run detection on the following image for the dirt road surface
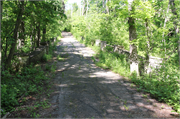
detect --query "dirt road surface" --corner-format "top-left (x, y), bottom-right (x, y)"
top-left (42, 32), bottom-right (179, 118)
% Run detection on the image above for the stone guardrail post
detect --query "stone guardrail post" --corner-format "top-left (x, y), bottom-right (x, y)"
top-left (100, 41), bottom-right (107, 51)
top-left (94, 39), bottom-right (164, 75)
top-left (95, 39), bottom-right (101, 46)
top-left (81, 36), bottom-right (85, 41)
top-left (147, 56), bottom-right (163, 74)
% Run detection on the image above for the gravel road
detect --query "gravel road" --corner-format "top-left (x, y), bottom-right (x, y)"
top-left (46, 32), bottom-right (179, 118)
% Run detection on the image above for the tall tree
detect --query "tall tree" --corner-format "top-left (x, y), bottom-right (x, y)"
top-left (106, 0), bottom-right (109, 14)
top-left (86, 0), bottom-right (89, 16)
top-left (0, 1), bottom-right (2, 68)
top-left (128, 0), bottom-right (139, 75)
top-left (169, 0), bottom-right (180, 70)
top-left (6, 1), bottom-right (25, 69)
top-left (82, 0), bottom-right (86, 15)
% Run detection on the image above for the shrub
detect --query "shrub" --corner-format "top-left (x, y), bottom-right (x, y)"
top-left (1, 65), bottom-right (49, 117)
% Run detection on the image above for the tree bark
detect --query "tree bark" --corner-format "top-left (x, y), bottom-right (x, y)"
top-left (178, 39), bottom-right (180, 70)
top-left (37, 22), bottom-right (40, 47)
top-left (0, 1), bottom-right (2, 70)
top-left (102, 0), bottom-right (105, 13)
top-left (128, 0), bottom-right (139, 75)
top-left (169, 0), bottom-right (180, 70)
top-left (163, 3), bottom-right (170, 57)
top-left (21, 20), bottom-right (25, 46)
top-left (0, 1), bottom-right (2, 21)
top-left (32, 26), bottom-right (36, 51)
top-left (144, 18), bottom-right (151, 75)
top-left (41, 25), bottom-right (46, 45)
top-left (6, 1), bottom-right (24, 69)
top-left (83, 0), bottom-right (86, 15)
top-left (86, 0), bottom-right (88, 16)
top-left (62, 0), bottom-right (65, 14)
top-left (106, 0), bottom-right (109, 14)
top-left (43, 26), bottom-right (46, 41)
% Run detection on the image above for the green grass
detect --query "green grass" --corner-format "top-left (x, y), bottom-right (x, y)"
top-left (57, 55), bottom-right (65, 61)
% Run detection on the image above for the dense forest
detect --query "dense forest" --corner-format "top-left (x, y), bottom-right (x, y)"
top-left (1, 0), bottom-right (180, 117)
top-left (67, 0), bottom-right (180, 114)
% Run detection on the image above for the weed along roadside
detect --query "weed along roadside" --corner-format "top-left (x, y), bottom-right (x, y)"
top-left (1, 37), bottom-right (61, 118)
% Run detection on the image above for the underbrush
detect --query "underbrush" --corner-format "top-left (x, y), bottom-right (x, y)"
top-left (130, 64), bottom-right (180, 113)
top-left (72, 31), bottom-right (180, 114)
top-left (1, 65), bottom-right (49, 117)
top-left (1, 40), bottom-right (59, 117)
top-left (41, 40), bottom-right (58, 62)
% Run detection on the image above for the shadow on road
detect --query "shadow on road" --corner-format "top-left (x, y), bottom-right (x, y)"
top-left (44, 32), bottom-right (178, 118)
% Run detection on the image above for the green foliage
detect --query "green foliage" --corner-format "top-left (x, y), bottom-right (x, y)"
top-left (1, 65), bottom-right (49, 116)
top-left (57, 55), bottom-right (65, 61)
top-left (41, 43), bottom-right (57, 62)
top-left (63, 19), bottom-right (72, 32)
top-left (20, 38), bottom-right (32, 53)
top-left (71, 14), bottom-right (129, 50)
top-left (72, 3), bottom-right (78, 12)
top-left (90, 45), bottom-right (130, 77)
top-left (41, 54), bottom-right (52, 62)
top-left (1, 0), bottom-right (66, 69)
top-left (70, 7), bottom-right (180, 113)
top-left (130, 62), bottom-right (180, 113)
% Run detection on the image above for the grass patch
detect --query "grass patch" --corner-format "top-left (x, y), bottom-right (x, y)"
top-left (57, 53), bottom-right (69, 62)
top-left (57, 55), bottom-right (66, 61)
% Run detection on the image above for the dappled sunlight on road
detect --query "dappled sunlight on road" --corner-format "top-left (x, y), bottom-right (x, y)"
top-left (47, 32), bottom-right (179, 118)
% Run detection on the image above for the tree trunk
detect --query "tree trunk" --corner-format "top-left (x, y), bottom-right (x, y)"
top-left (32, 27), bottom-right (36, 51)
top-left (0, 1), bottom-right (3, 69)
top-left (21, 20), bottom-right (25, 46)
top-left (86, 0), bottom-right (88, 16)
top-left (169, 0), bottom-right (180, 70)
top-left (128, 0), bottom-right (139, 75)
top-left (178, 38), bottom-right (180, 70)
top-left (6, 1), bottom-right (24, 69)
top-left (96, 0), bottom-right (99, 13)
top-left (103, 0), bottom-right (105, 8)
top-left (106, 0), bottom-right (109, 14)
top-left (41, 25), bottom-right (46, 45)
top-left (83, 0), bottom-right (86, 15)
top-left (43, 26), bottom-right (46, 41)
top-left (37, 22), bottom-right (40, 47)
top-left (71, 4), bottom-right (72, 17)
top-left (62, 0), bottom-right (65, 14)
top-left (163, 3), bottom-right (170, 57)
top-left (102, 0), bottom-right (104, 13)
top-left (0, 1), bottom-right (2, 21)
top-left (145, 18), bottom-right (151, 75)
